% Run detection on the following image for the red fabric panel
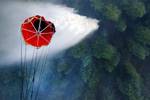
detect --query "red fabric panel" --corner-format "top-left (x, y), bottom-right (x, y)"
top-left (21, 15), bottom-right (55, 47)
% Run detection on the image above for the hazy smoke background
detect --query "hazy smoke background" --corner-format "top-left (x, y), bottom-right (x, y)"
top-left (0, 1), bottom-right (99, 66)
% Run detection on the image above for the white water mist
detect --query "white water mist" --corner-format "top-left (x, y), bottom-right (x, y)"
top-left (0, 1), bottom-right (99, 65)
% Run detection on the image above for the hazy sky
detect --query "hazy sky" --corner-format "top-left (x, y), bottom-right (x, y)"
top-left (0, 1), bottom-right (99, 66)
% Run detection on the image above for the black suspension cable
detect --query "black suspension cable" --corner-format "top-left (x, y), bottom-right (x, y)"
top-left (30, 48), bottom-right (39, 100)
top-left (35, 46), bottom-right (50, 100)
top-left (20, 37), bottom-right (24, 100)
top-left (25, 48), bottom-right (36, 100)
top-left (32, 47), bottom-right (47, 100)
top-left (31, 47), bottom-right (46, 100)
top-left (22, 45), bottom-right (27, 100)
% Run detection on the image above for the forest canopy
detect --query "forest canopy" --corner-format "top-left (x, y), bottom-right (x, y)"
top-left (1, 0), bottom-right (150, 100)
top-left (60, 0), bottom-right (150, 100)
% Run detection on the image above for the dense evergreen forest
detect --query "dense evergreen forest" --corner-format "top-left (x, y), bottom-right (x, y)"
top-left (57, 0), bottom-right (150, 100)
top-left (0, 0), bottom-right (149, 100)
